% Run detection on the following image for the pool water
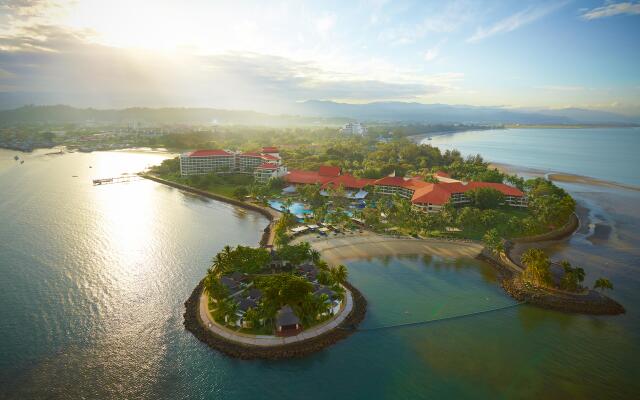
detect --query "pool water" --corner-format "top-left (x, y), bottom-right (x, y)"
top-left (268, 200), bottom-right (312, 215)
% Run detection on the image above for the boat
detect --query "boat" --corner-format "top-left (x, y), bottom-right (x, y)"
top-left (427, 137), bottom-right (432, 140)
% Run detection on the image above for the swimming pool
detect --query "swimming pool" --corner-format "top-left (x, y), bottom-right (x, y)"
top-left (268, 200), bottom-right (313, 215)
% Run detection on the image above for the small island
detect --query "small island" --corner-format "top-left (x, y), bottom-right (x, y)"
top-left (183, 242), bottom-right (366, 359)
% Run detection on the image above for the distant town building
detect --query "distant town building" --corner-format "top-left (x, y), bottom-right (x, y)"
top-left (340, 122), bottom-right (367, 136)
top-left (180, 146), bottom-right (287, 182)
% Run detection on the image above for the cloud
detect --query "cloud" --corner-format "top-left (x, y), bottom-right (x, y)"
top-left (378, 1), bottom-right (476, 45)
top-left (580, 1), bottom-right (640, 20)
top-left (423, 39), bottom-right (446, 62)
top-left (467, 1), bottom-right (569, 43)
top-left (315, 13), bottom-right (336, 35)
top-left (0, 24), bottom-right (445, 110)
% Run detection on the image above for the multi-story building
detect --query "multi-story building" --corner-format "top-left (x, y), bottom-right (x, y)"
top-left (254, 162), bottom-right (288, 184)
top-left (340, 122), bottom-right (367, 136)
top-left (179, 147), bottom-right (287, 181)
top-left (179, 149), bottom-right (235, 176)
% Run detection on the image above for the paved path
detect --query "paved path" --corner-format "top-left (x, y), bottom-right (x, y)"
top-left (199, 287), bottom-right (353, 346)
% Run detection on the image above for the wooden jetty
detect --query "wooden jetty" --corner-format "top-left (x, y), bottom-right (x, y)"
top-left (92, 174), bottom-right (142, 185)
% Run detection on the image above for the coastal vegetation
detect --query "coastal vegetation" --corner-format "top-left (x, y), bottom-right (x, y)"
top-left (202, 243), bottom-right (347, 335)
top-left (518, 247), bottom-right (613, 295)
top-left (149, 136), bottom-right (576, 242)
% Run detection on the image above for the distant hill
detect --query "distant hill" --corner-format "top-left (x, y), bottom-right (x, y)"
top-left (0, 103), bottom-right (637, 126)
top-left (0, 105), bottom-right (346, 126)
top-left (525, 107), bottom-right (639, 124)
top-left (292, 100), bottom-right (639, 125)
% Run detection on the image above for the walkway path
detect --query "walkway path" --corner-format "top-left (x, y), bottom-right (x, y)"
top-left (198, 287), bottom-right (354, 346)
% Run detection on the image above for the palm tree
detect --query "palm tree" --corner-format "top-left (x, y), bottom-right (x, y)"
top-left (214, 298), bottom-right (237, 324)
top-left (594, 278), bottom-right (613, 292)
top-left (521, 248), bottom-right (551, 287)
top-left (559, 260), bottom-right (586, 292)
top-left (482, 228), bottom-right (504, 255)
top-left (282, 198), bottom-right (294, 214)
top-left (331, 264), bottom-right (348, 284)
top-left (210, 253), bottom-right (226, 275)
top-left (309, 249), bottom-right (321, 264)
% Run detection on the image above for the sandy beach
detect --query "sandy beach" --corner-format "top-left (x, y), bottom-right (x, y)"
top-left (489, 162), bottom-right (640, 192)
top-left (294, 232), bottom-right (484, 266)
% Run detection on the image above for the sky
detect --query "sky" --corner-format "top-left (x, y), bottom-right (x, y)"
top-left (0, 0), bottom-right (639, 115)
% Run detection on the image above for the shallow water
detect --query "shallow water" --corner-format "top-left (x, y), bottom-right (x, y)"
top-left (1, 148), bottom-right (639, 399)
top-left (423, 127), bottom-right (640, 186)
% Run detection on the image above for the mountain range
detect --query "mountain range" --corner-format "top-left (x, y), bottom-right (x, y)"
top-left (0, 102), bottom-right (637, 126)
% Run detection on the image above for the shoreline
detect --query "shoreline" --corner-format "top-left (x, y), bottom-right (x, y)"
top-left (488, 162), bottom-right (640, 192)
top-left (295, 232), bottom-right (483, 266)
top-left (141, 174), bottom-right (281, 247)
top-left (302, 226), bottom-right (625, 316)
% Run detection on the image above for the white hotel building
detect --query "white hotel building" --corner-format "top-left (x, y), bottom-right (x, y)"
top-left (340, 122), bottom-right (367, 136)
top-left (179, 147), bottom-right (287, 183)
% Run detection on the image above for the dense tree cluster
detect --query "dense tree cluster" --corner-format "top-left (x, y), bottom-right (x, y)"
top-left (210, 245), bottom-right (270, 275)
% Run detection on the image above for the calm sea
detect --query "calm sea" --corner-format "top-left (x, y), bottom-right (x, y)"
top-left (422, 127), bottom-right (640, 186)
top-left (1, 141), bottom-right (639, 399)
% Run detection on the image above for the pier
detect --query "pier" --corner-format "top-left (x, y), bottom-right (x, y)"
top-left (92, 174), bottom-right (142, 185)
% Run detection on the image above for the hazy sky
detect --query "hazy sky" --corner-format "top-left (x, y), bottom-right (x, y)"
top-left (0, 0), bottom-right (639, 114)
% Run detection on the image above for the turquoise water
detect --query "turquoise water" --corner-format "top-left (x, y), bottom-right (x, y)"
top-left (268, 200), bottom-right (312, 215)
top-left (423, 127), bottom-right (640, 186)
top-left (1, 148), bottom-right (639, 399)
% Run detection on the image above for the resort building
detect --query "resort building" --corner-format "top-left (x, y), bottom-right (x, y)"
top-left (284, 166), bottom-right (527, 212)
top-left (180, 146), bottom-right (287, 181)
top-left (340, 122), bottom-right (367, 136)
top-left (275, 305), bottom-right (302, 336)
top-left (179, 149), bottom-right (235, 176)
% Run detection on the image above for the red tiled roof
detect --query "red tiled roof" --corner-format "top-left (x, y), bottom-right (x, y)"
top-left (262, 147), bottom-right (279, 153)
top-left (373, 176), bottom-right (429, 191)
top-left (373, 176), bottom-right (407, 186)
top-left (285, 170), bottom-right (333, 185)
top-left (257, 163), bottom-right (279, 170)
top-left (465, 182), bottom-right (524, 197)
top-left (411, 183), bottom-right (452, 205)
top-left (322, 174), bottom-right (375, 190)
top-left (318, 165), bottom-right (341, 177)
top-left (188, 149), bottom-right (232, 157)
top-left (238, 152), bottom-right (263, 158)
top-left (238, 152), bottom-right (279, 160)
top-left (411, 181), bottom-right (524, 205)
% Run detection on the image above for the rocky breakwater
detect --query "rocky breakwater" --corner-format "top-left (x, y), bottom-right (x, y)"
top-left (502, 278), bottom-right (625, 315)
top-left (480, 250), bottom-right (625, 315)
